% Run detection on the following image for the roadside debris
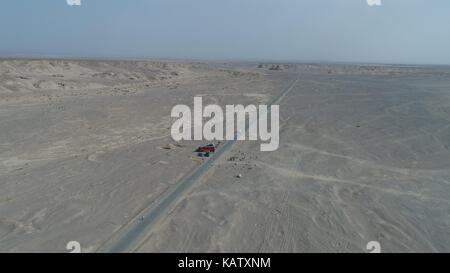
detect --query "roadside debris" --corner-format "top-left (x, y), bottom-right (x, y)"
top-left (160, 144), bottom-right (176, 150)
top-left (159, 143), bottom-right (185, 151)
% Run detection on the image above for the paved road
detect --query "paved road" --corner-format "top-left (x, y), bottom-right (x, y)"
top-left (102, 77), bottom-right (299, 253)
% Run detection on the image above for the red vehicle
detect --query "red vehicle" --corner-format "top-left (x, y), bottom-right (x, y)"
top-left (197, 144), bottom-right (216, 153)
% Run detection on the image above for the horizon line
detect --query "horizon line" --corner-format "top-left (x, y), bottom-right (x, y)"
top-left (1, 54), bottom-right (450, 68)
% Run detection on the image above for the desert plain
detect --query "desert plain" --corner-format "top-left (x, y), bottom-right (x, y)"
top-left (0, 59), bottom-right (449, 252)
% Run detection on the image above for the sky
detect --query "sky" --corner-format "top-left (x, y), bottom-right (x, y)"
top-left (0, 0), bottom-right (449, 64)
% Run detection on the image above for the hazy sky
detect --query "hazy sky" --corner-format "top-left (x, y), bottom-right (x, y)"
top-left (1, 0), bottom-right (449, 64)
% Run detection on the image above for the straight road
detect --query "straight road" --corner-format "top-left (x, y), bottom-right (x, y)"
top-left (102, 76), bottom-right (299, 253)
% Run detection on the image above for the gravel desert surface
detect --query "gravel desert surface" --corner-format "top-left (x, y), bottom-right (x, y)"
top-left (0, 59), bottom-right (449, 252)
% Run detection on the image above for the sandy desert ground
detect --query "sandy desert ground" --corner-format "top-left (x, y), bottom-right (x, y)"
top-left (0, 59), bottom-right (449, 252)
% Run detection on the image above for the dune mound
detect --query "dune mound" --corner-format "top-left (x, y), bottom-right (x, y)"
top-left (0, 59), bottom-right (192, 94)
